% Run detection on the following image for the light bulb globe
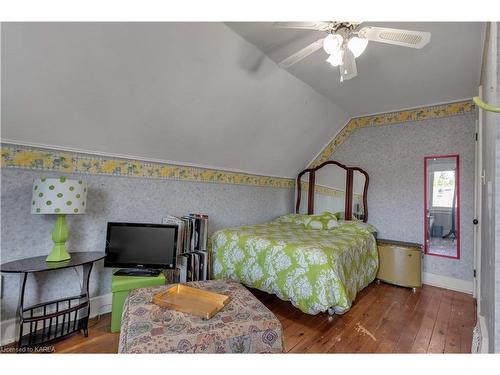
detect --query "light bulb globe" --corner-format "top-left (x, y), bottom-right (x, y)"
top-left (347, 37), bottom-right (368, 58)
top-left (326, 49), bottom-right (344, 67)
top-left (323, 34), bottom-right (343, 55)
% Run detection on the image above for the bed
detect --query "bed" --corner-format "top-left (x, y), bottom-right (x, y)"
top-left (211, 160), bottom-right (377, 315)
top-left (211, 218), bottom-right (378, 315)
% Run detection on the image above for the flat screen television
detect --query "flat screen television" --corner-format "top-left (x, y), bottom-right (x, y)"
top-left (104, 222), bottom-right (178, 275)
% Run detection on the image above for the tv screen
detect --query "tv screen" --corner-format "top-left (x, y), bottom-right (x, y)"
top-left (104, 223), bottom-right (178, 269)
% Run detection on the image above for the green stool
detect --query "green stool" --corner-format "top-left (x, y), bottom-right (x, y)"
top-left (111, 272), bottom-right (166, 333)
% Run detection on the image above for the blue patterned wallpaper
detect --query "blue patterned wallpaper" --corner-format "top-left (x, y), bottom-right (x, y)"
top-left (330, 113), bottom-right (476, 281)
top-left (0, 168), bottom-right (294, 320)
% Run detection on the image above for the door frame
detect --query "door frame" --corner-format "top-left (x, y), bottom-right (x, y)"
top-left (473, 85), bottom-right (483, 304)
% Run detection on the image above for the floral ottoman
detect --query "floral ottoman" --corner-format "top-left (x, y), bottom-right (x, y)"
top-left (118, 279), bottom-right (283, 353)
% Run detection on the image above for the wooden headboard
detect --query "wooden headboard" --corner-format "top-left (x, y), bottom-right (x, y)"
top-left (296, 160), bottom-right (369, 222)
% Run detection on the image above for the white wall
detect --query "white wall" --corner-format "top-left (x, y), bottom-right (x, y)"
top-left (496, 21), bottom-right (500, 354)
top-left (1, 22), bottom-right (348, 178)
top-left (479, 22), bottom-right (499, 353)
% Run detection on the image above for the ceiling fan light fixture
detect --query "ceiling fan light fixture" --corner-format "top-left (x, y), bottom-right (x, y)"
top-left (322, 34), bottom-right (343, 55)
top-left (347, 37), bottom-right (368, 58)
top-left (326, 50), bottom-right (343, 67)
top-left (275, 22), bottom-right (431, 82)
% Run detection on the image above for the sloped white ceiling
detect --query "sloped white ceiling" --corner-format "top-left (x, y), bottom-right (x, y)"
top-left (1, 22), bottom-right (348, 178)
top-left (228, 22), bottom-right (485, 117)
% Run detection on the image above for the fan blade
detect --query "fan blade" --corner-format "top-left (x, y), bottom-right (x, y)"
top-left (339, 48), bottom-right (357, 82)
top-left (358, 26), bottom-right (431, 49)
top-left (274, 22), bottom-right (331, 31)
top-left (278, 38), bottom-right (324, 68)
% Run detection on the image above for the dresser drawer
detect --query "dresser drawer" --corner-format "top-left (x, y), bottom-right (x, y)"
top-left (377, 241), bottom-right (422, 289)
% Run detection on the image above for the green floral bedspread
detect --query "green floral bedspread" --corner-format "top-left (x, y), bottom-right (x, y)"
top-left (211, 220), bottom-right (378, 315)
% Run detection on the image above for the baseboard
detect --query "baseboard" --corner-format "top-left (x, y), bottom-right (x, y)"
top-left (422, 272), bottom-right (473, 294)
top-left (0, 292), bottom-right (112, 347)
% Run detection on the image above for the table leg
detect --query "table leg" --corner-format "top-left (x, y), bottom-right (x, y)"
top-left (17, 273), bottom-right (28, 349)
top-left (79, 263), bottom-right (93, 337)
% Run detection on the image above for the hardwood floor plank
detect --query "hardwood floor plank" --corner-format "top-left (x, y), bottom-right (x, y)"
top-left (284, 313), bottom-right (329, 352)
top-left (454, 292), bottom-right (476, 354)
top-left (393, 285), bottom-right (433, 353)
top-left (339, 283), bottom-right (405, 353)
top-left (356, 288), bottom-right (418, 353)
top-left (444, 292), bottom-right (472, 353)
top-left (325, 283), bottom-right (391, 353)
top-left (370, 287), bottom-right (420, 353)
top-left (409, 287), bottom-right (443, 353)
top-left (2, 282), bottom-right (474, 354)
top-left (427, 289), bottom-right (453, 353)
top-left (295, 283), bottom-right (383, 353)
top-left (289, 315), bottom-right (341, 353)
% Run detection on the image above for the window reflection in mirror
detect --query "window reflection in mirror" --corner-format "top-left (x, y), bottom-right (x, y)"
top-left (298, 171), bottom-right (311, 214)
top-left (424, 155), bottom-right (459, 259)
top-left (352, 170), bottom-right (366, 221)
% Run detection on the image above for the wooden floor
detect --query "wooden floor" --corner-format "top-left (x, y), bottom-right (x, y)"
top-left (27, 282), bottom-right (478, 353)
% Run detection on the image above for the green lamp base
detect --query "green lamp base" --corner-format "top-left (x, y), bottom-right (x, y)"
top-left (46, 214), bottom-right (71, 262)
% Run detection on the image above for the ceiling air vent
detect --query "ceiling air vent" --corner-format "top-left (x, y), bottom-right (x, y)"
top-left (379, 31), bottom-right (423, 45)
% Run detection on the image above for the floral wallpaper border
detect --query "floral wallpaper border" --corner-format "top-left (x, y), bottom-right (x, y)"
top-left (0, 144), bottom-right (295, 189)
top-left (302, 182), bottom-right (345, 198)
top-left (309, 99), bottom-right (475, 168)
top-left (1, 100), bottom-right (475, 188)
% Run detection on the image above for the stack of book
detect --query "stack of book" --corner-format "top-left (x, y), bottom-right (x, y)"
top-left (176, 213), bottom-right (210, 283)
top-left (177, 251), bottom-right (209, 282)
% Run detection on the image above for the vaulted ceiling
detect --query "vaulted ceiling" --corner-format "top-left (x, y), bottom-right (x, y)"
top-left (228, 22), bottom-right (485, 117)
top-left (1, 22), bottom-right (485, 179)
top-left (1, 23), bottom-right (347, 178)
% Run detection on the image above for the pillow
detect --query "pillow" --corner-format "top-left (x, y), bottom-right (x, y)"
top-left (303, 212), bottom-right (339, 230)
top-left (275, 214), bottom-right (308, 225)
top-left (337, 220), bottom-right (377, 233)
top-left (321, 211), bottom-right (337, 218)
top-left (333, 211), bottom-right (345, 220)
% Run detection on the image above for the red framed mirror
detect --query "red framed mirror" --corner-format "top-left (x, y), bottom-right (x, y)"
top-left (424, 154), bottom-right (460, 259)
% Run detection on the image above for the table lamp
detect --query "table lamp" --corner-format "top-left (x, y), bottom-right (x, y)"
top-left (31, 176), bottom-right (87, 262)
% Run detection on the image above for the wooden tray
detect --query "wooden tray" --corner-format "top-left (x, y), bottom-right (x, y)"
top-left (152, 284), bottom-right (231, 319)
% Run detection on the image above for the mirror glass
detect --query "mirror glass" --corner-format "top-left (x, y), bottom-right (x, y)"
top-left (352, 170), bottom-right (366, 221)
top-left (313, 164), bottom-right (347, 216)
top-left (424, 155), bottom-right (459, 259)
top-left (297, 171), bottom-right (311, 214)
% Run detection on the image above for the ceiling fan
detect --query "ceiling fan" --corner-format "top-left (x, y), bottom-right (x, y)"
top-left (275, 22), bottom-right (431, 82)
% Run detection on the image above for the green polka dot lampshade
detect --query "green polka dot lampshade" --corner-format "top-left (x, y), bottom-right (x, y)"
top-left (31, 177), bottom-right (87, 215)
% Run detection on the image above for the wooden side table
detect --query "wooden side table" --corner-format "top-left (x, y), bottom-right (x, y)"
top-left (0, 252), bottom-right (105, 349)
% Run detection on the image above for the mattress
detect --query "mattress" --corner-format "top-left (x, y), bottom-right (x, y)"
top-left (211, 219), bottom-right (379, 315)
